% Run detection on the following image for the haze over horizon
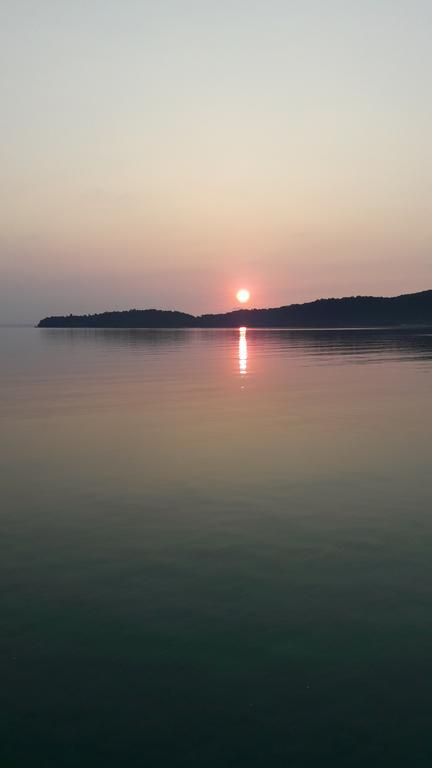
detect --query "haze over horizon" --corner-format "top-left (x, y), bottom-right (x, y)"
top-left (2, 0), bottom-right (432, 324)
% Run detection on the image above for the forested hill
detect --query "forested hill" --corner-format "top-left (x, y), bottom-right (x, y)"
top-left (38, 290), bottom-right (432, 328)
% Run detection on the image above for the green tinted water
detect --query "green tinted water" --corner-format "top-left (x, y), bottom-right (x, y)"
top-left (1, 327), bottom-right (432, 766)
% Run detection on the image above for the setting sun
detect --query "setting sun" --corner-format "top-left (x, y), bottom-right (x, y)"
top-left (236, 288), bottom-right (250, 304)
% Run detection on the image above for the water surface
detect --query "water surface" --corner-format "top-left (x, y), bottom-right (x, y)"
top-left (1, 327), bottom-right (432, 767)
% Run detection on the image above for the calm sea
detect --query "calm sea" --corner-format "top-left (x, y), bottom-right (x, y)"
top-left (2, 326), bottom-right (432, 767)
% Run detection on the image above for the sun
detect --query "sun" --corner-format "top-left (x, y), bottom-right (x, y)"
top-left (236, 288), bottom-right (250, 304)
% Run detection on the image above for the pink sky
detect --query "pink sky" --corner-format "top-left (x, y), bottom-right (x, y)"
top-left (1, 1), bottom-right (431, 322)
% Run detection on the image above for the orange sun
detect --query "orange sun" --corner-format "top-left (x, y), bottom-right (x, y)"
top-left (236, 288), bottom-right (250, 304)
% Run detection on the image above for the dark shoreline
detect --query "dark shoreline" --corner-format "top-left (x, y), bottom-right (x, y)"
top-left (37, 289), bottom-right (432, 328)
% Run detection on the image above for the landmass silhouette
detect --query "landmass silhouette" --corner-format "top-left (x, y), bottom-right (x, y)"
top-left (38, 289), bottom-right (432, 328)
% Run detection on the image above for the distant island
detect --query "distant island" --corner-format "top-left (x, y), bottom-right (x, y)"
top-left (38, 290), bottom-right (432, 328)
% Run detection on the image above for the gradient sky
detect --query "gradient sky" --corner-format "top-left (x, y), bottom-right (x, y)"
top-left (1, 0), bottom-right (432, 322)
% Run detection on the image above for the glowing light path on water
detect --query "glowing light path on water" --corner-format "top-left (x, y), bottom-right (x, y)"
top-left (239, 327), bottom-right (247, 375)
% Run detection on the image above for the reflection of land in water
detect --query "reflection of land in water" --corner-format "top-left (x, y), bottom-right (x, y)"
top-left (40, 327), bottom-right (194, 349)
top-left (40, 325), bottom-right (432, 363)
top-left (245, 327), bottom-right (432, 363)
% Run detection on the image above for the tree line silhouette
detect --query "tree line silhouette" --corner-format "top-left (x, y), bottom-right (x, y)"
top-left (38, 290), bottom-right (432, 328)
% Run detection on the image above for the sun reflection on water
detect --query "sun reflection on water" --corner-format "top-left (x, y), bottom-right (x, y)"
top-left (239, 327), bottom-right (247, 375)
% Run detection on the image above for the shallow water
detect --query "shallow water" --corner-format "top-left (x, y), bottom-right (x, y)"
top-left (1, 326), bottom-right (432, 767)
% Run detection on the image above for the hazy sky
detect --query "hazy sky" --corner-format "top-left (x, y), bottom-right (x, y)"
top-left (1, 0), bottom-right (432, 322)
